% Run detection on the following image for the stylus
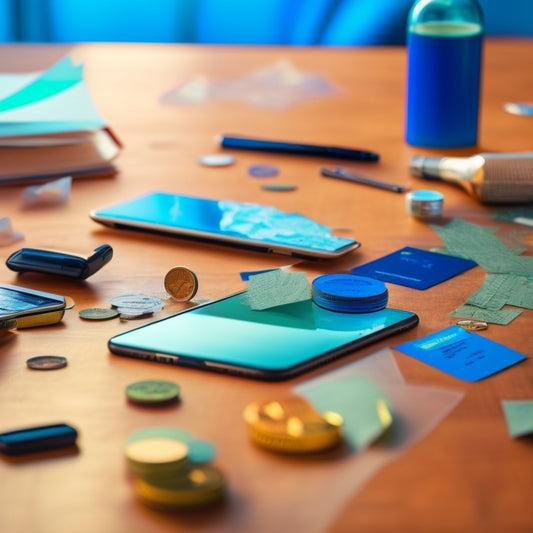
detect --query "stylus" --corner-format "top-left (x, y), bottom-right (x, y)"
top-left (321, 167), bottom-right (409, 193)
top-left (217, 135), bottom-right (380, 162)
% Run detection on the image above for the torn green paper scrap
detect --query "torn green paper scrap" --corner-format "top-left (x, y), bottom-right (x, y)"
top-left (507, 276), bottom-right (533, 309)
top-left (246, 269), bottom-right (310, 310)
top-left (431, 219), bottom-right (504, 258)
top-left (431, 218), bottom-right (533, 274)
top-left (449, 305), bottom-right (522, 325)
top-left (465, 273), bottom-right (533, 310)
top-left (501, 400), bottom-right (533, 438)
top-left (298, 376), bottom-right (393, 451)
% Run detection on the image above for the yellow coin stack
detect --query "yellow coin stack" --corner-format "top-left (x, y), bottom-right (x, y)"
top-left (125, 437), bottom-right (189, 479)
top-left (243, 396), bottom-right (344, 453)
top-left (124, 429), bottom-right (226, 509)
top-left (134, 464), bottom-right (226, 510)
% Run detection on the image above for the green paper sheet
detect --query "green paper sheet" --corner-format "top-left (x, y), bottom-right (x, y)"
top-left (465, 273), bottom-right (533, 311)
top-left (299, 376), bottom-right (392, 451)
top-left (246, 269), bottom-right (311, 310)
top-left (501, 400), bottom-right (533, 438)
top-left (449, 305), bottom-right (522, 325)
top-left (431, 218), bottom-right (533, 275)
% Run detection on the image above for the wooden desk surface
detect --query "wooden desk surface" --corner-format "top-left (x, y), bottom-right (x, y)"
top-left (0, 40), bottom-right (532, 533)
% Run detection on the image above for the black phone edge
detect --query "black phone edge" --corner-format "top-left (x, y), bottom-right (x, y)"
top-left (108, 311), bottom-right (419, 382)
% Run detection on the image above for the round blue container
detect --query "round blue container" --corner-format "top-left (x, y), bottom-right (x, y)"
top-left (312, 274), bottom-right (388, 313)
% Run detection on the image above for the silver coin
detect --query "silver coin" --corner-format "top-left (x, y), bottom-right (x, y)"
top-left (117, 307), bottom-right (156, 319)
top-left (261, 183), bottom-right (297, 191)
top-left (198, 154), bottom-right (236, 167)
top-left (110, 294), bottom-right (162, 310)
top-left (79, 308), bottom-right (120, 321)
top-left (121, 302), bottom-right (162, 314)
top-left (248, 164), bottom-right (279, 177)
top-left (26, 355), bottom-right (67, 371)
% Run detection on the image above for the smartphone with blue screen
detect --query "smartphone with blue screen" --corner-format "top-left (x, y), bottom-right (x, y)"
top-left (0, 284), bottom-right (66, 327)
top-left (90, 192), bottom-right (360, 259)
top-left (108, 292), bottom-right (418, 381)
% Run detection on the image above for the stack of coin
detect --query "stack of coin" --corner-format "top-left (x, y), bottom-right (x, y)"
top-left (124, 426), bottom-right (225, 509)
top-left (110, 293), bottom-right (163, 319)
top-left (243, 396), bottom-right (343, 453)
top-left (125, 437), bottom-right (190, 480)
top-left (134, 464), bottom-right (226, 510)
top-left (311, 274), bottom-right (388, 313)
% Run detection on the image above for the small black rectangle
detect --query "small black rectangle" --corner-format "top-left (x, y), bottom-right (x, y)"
top-left (0, 423), bottom-right (78, 455)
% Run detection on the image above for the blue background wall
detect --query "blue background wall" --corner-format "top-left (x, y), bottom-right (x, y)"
top-left (0, 0), bottom-right (532, 45)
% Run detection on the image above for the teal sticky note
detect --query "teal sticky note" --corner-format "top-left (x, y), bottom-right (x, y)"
top-left (0, 82), bottom-right (105, 127)
top-left (0, 56), bottom-right (106, 137)
top-left (501, 400), bottom-right (533, 438)
top-left (0, 56), bottom-right (82, 113)
top-left (298, 376), bottom-right (392, 451)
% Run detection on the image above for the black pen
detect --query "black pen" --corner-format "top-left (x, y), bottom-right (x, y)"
top-left (321, 167), bottom-right (410, 193)
top-left (217, 134), bottom-right (379, 162)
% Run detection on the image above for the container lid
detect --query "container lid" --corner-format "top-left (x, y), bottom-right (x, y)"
top-left (311, 274), bottom-right (388, 313)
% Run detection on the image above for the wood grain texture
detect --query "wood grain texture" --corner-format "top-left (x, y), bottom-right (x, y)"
top-left (0, 40), bottom-right (531, 533)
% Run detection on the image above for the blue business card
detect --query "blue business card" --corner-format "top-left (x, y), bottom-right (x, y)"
top-left (350, 246), bottom-right (477, 290)
top-left (396, 326), bottom-right (527, 382)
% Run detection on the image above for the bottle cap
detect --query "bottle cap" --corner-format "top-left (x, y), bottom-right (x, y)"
top-left (405, 190), bottom-right (444, 218)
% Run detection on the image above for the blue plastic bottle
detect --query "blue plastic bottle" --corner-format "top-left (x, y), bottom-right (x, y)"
top-left (405, 0), bottom-right (484, 148)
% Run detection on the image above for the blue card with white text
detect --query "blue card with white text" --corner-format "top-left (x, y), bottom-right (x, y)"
top-left (350, 247), bottom-right (477, 290)
top-left (396, 326), bottom-right (527, 382)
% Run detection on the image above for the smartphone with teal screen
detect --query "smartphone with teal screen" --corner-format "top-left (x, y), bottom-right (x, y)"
top-left (108, 292), bottom-right (418, 381)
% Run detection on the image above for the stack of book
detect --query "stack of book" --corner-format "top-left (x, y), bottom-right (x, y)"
top-left (0, 56), bottom-right (121, 184)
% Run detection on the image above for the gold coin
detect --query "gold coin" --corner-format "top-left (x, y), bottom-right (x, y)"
top-left (456, 319), bottom-right (488, 331)
top-left (125, 437), bottom-right (190, 480)
top-left (164, 266), bottom-right (199, 301)
top-left (134, 464), bottom-right (226, 509)
top-left (243, 396), bottom-right (343, 453)
top-left (125, 437), bottom-right (188, 464)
